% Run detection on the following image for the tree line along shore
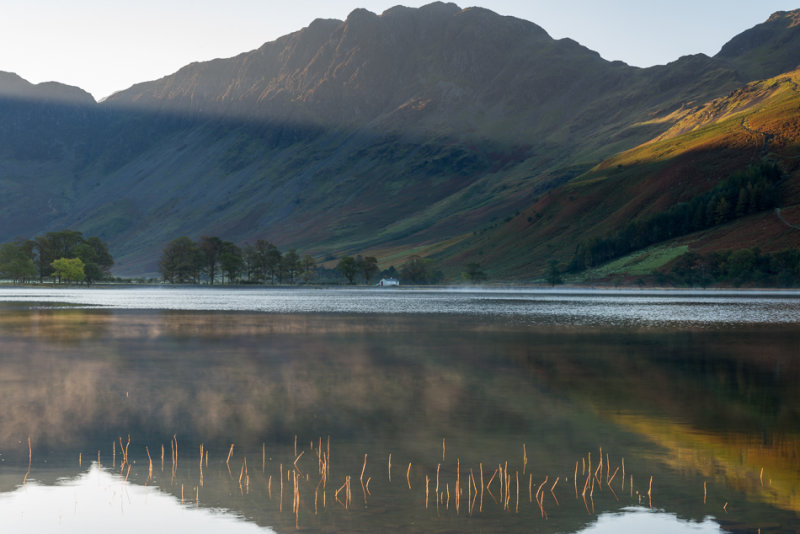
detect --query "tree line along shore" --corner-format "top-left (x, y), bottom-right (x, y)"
top-left (2, 230), bottom-right (798, 288)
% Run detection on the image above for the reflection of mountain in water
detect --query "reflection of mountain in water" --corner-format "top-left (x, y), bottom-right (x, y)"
top-left (0, 305), bottom-right (798, 532)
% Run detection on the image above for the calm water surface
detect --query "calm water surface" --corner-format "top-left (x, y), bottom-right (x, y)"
top-left (0, 287), bottom-right (797, 533)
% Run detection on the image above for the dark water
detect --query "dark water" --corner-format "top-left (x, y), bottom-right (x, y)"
top-left (0, 288), bottom-right (797, 533)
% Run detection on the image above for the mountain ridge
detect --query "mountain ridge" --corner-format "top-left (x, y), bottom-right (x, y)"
top-left (1, 4), bottom-right (799, 279)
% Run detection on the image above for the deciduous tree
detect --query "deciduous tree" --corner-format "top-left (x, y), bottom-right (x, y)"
top-left (51, 257), bottom-right (85, 284)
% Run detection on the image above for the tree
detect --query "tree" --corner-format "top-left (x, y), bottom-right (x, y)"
top-left (357, 256), bottom-right (379, 284)
top-left (463, 262), bottom-right (487, 283)
top-left (302, 254), bottom-right (316, 282)
top-left (264, 243), bottom-right (283, 284)
top-left (51, 257), bottom-right (85, 284)
top-left (282, 249), bottom-right (302, 284)
top-left (159, 237), bottom-right (204, 283)
top-left (546, 259), bottom-right (563, 286)
top-left (219, 242), bottom-right (244, 284)
top-left (0, 242), bottom-right (36, 283)
top-left (199, 236), bottom-right (224, 285)
top-left (337, 256), bottom-right (358, 284)
top-left (400, 255), bottom-right (443, 285)
top-left (73, 237), bottom-right (114, 285)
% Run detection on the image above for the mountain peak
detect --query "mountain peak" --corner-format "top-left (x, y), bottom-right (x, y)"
top-left (0, 71), bottom-right (95, 104)
top-left (713, 9), bottom-right (800, 81)
top-left (767, 9), bottom-right (800, 26)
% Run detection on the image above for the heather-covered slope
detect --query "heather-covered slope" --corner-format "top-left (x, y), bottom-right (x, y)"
top-left (447, 68), bottom-right (800, 280)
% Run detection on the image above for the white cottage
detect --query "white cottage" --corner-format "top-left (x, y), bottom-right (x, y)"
top-left (377, 278), bottom-right (400, 287)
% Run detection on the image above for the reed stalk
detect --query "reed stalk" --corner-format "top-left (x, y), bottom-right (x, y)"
top-left (238, 459), bottom-right (245, 494)
top-left (317, 437), bottom-right (322, 473)
top-left (295, 472), bottom-right (300, 529)
top-left (436, 464), bottom-right (441, 513)
top-left (505, 471), bottom-right (511, 510)
top-left (536, 476), bottom-right (549, 502)
top-left (704, 480), bottom-right (707, 504)
top-left (360, 453), bottom-right (367, 484)
top-left (146, 445), bottom-right (153, 481)
top-left (498, 464), bottom-right (503, 504)
top-left (515, 471), bottom-right (519, 513)
top-left (523, 443), bottom-right (528, 475)
top-left (486, 468), bottom-right (497, 500)
top-left (442, 438), bottom-right (445, 462)
top-left (574, 460), bottom-right (579, 497)
top-left (621, 458), bottom-right (625, 490)
top-left (529, 473), bottom-right (533, 502)
top-left (245, 457), bottom-right (250, 494)
top-left (435, 463), bottom-right (440, 499)
top-left (455, 458), bottom-right (460, 514)
top-left (23, 436), bottom-right (31, 485)
top-left (79, 452), bottom-right (82, 467)
top-left (480, 463), bottom-right (484, 512)
top-left (226, 444), bottom-right (235, 477)
top-left (426, 475), bottom-right (430, 509)
top-left (406, 462), bottom-right (412, 489)
top-left (388, 453), bottom-right (392, 482)
top-left (468, 469), bottom-right (473, 514)
top-left (360, 453), bottom-right (368, 505)
top-left (607, 466), bottom-right (619, 486)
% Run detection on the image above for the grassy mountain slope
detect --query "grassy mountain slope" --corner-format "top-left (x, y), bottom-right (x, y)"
top-left (445, 68), bottom-right (800, 280)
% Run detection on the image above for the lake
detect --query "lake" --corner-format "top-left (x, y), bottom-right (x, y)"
top-left (0, 287), bottom-right (797, 533)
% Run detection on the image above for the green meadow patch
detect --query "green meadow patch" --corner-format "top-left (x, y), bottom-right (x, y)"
top-left (575, 244), bottom-right (690, 280)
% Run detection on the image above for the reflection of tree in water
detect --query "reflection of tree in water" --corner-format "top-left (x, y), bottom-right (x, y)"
top-left (0, 307), bottom-right (113, 343)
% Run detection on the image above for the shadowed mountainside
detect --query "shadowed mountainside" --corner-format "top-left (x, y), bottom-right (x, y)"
top-left (1, 3), bottom-right (800, 277)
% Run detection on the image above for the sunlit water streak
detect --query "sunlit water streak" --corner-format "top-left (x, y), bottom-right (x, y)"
top-left (1, 287), bottom-right (799, 325)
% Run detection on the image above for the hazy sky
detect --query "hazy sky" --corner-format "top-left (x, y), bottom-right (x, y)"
top-left (1, 1), bottom-right (796, 100)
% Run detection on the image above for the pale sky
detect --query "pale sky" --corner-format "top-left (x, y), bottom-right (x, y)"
top-left (0, 1), bottom-right (796, 101)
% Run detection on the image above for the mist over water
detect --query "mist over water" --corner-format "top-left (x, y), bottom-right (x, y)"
top-left (1, 287), bottom-right (799, 325)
